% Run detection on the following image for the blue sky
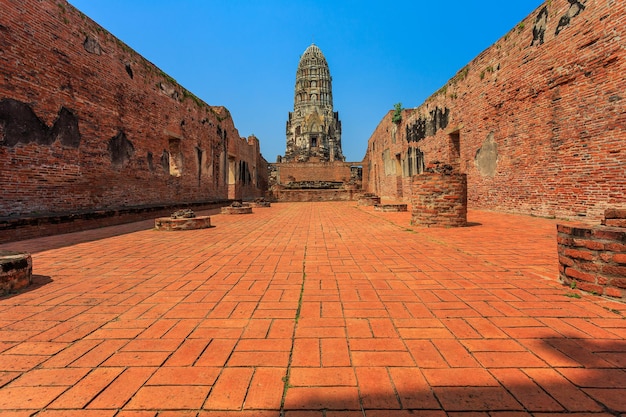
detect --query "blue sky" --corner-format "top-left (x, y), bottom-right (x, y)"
top-left (68, 1), bottom-right (543, 162)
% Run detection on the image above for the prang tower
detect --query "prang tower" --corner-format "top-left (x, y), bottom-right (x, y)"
top-left (285, 44), bottom-right (345, 162)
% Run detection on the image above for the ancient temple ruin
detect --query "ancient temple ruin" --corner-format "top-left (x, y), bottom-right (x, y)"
top-left (284, 44), bottom-right (345, 163)
top-left (270, 44), bottom-right (361, 201)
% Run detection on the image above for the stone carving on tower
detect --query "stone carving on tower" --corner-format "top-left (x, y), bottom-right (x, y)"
top-left (285, 44), bottom-right (345, 163)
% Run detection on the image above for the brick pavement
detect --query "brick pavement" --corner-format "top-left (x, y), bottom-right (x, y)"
top-left (0, 202), bottom-right (625, 416)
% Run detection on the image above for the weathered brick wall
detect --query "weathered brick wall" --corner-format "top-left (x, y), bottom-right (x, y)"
top-left (272, 162), bottom-right (356, 183)
top-left (557, 209), bottom-right (626, 300)
top-left (364, 0), bottom-right (625, 222)
top-left (0, 1), bottom-right (267, 227)
top-left (411, 173), bottom-right (467, 227)
top-left (270, 189), bottom-right (360, 202)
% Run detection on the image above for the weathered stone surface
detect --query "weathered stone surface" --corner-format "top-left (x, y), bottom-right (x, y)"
top-left (474, 132), bottom-right (498, 177)
top-left (374, 204), bottom-right (408, 212)
top-left (247, 199), bottom-right (271, 208)
top-left (171, 209), bottom-right (196, 219)
top-left (0, 251), bottom-right (32, 295)
top-left (155, 216), bottom-right (211, 231)
top-left (221, 206), bottom-right (252, 215)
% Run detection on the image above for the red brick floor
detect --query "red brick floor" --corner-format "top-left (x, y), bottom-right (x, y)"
top-left (0, 202), bottom-right (625, 416)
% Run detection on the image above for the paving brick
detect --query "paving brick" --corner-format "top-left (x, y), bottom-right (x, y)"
top-left (87, 367), bottom-right (156, 409)
top-left (47, 367), bottom-right (124, 409)
top-left (289, 367), bottom-right (356, 387)
top-left (473, 351), bottom-right (547, 368)
top-left (491, 368), bottom-right (564, 412)
top-left (522, 368), bottom-right (604, 412)
top-left (36, 411), bottom-right (117, 417)
top-left (204, 367), bottom-right (254, 410)
top-left (356, 367), bottom-right (400, 409)
top-left (321, 338), bottom-right (351, 366)
top-left (582, 388), bottom-right (626, 412)
top-left (291, 338), bottom-right (321, 367)
top-left (2, 202), bottom-right (626, 416)
top-left (194, 339), bottom-right (237, 367)
top-left (147, 366), bottom-right (220, 386)
top-left (68, 339), bottom-right (128, 368)
top-left (126, 385), bottom-right (210, 410)
top-left (422, 368), bottom-right (499, 387)
top-left (10, 367), bottom-right (90, 387)
top-left (433, 386), bottom-right (523, 411)
top-left (405, 340), bottom-right (448, 368)
top-left (163, 339), bottom-right (209, 366)
top-left (283, 387), bottom-right (361, 410)
top-left (243, 367), bottom-right (288, 409)
top-left (101, 351), bottom-right (170, 367)
top-left (0, 386), bottom-right (66, 409)
top-left (0, 354), bottom-right (48, 372)
top-left (432, 339), bottom-right (479, 367)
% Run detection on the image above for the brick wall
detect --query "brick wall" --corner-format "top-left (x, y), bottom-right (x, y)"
top-left (0, 0), bottom-right (267, 239)
top-left (271, 189), bottom-right (360, 202)
top-left (557, 209), bottom-right (626, 300)
top-left (272, 162), bottom-right (357, 183)
top-left (364, 0), bottom-right (625, 222)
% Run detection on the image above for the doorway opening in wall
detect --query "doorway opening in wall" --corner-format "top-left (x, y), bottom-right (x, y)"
top-left (168, 138), bottom-right (183, 177)
top-left (395, 153), bottom-right (403, 198)
top-left (311, 136), bottom-right (317, 148)
top-left (415, 147), bottom-right (425, 174)
top-left (196, 146), bottom-right (204, 186)
top-left (449, 130), bottom-right (461, 171)
top-left (228, 156), bottom-right (236, 200)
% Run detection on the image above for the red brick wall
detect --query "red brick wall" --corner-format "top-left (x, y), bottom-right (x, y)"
top-left (271, 189), bottom-right (360, 202)
top-left (272, 162), bottom-right (356, 183)
top-left (0, 1), bottom-right (267, 224)
top-left (364, 0), bottom-right (625, 222)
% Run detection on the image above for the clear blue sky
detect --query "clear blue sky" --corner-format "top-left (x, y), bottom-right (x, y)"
top-left (68, 1), bottom-right (543, 162)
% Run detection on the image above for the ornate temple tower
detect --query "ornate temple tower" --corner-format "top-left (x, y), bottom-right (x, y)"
top-left (285, 44), bottom-right (345, 162)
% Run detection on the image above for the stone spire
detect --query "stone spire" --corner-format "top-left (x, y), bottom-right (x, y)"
top-left (285, 44), bottom-right (344, 162)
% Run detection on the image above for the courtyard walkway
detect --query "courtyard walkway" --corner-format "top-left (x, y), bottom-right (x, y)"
top-left (0, 202), bottom-right (625, 416)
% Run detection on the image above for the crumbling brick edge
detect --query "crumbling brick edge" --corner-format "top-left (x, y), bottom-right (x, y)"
top-left (557, 209), bottom-right (626, 300)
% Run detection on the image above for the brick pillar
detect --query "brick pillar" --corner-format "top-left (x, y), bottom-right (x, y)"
top-left (557, 208), bottom-right (626, 300)
top-left (411, 172), bottom-right (467, 227)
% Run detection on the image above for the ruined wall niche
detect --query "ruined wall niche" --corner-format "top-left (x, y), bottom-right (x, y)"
top-left (449, 130), bottom-right (461, 171)
top-left (531, 6), bottom-right (549, 46)
top-left (474, 132), bottom-right (498, 177)
top-left (195, 146), bottom-right (203, 183)
top-left (555, 0), bottom-right (585, 35)
top-left (0, 99), bottom-right (81, 148)
top-left (168, 138), bottom-right (183, 177)
top-left (160, 150), bottom-right (170, 174)
top-left (146, 151), bottom-right (154, 172)
top-left (406, 107), bottom-right (450, 143)
top-left (404, 146), bottom-right (424, 177)
top-left (83, 36), bottom-right (102, 55)
top-left (124, 63), bottom-right (133, 79)
top-left (108, 131), bottom-right (134, 169)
